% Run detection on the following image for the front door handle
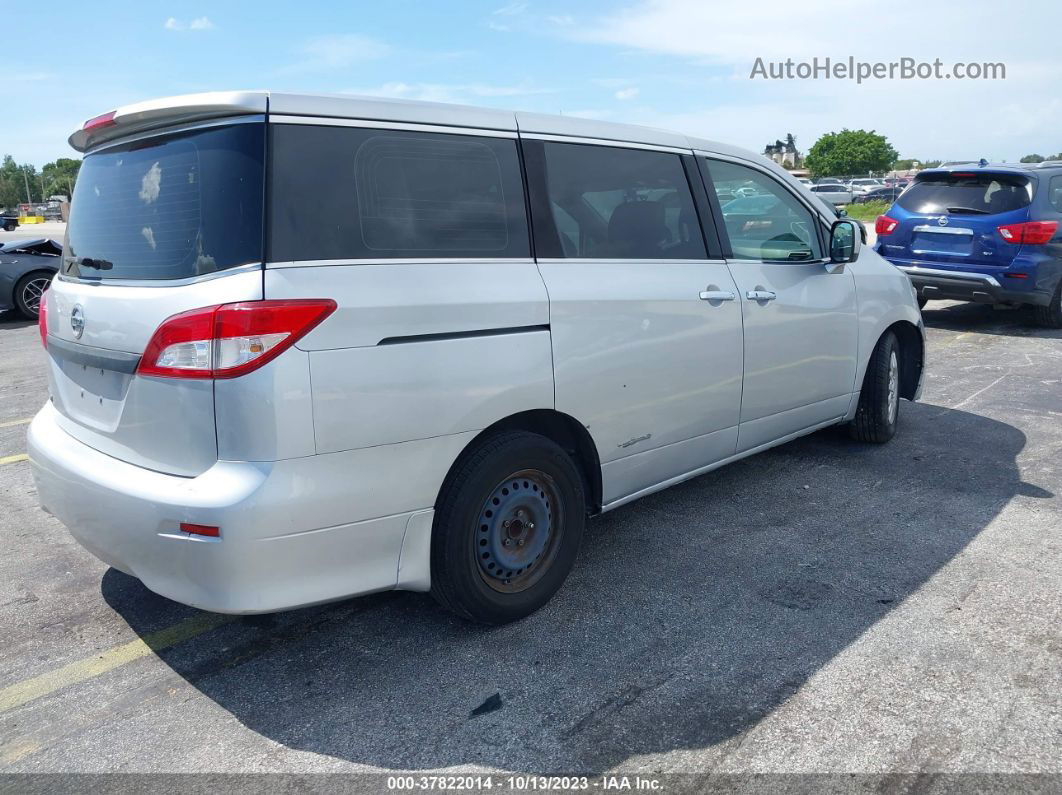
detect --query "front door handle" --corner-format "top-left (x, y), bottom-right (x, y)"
top-left (746, 289), bottom-right (777, 302)
top-left (699, 289), bottom-right (736, 302)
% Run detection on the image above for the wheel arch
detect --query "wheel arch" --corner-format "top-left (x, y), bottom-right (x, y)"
top-left (444, 410), bottom-right (603, 517)
top-left (885, 319), bottom-right (924, 400)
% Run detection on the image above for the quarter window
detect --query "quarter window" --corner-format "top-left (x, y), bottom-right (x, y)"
top-left (705, 159), bottom-right (822, 262)
top-left (268, 125), bottom-right (530, 262)
top-left (536, 142), bottom-right (706, 260)
top-left (1049, 175), bottom-right (1062, 213)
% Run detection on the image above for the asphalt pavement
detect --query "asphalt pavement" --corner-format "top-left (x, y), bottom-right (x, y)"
top-left (0, 300), bottom-right (1059, 782)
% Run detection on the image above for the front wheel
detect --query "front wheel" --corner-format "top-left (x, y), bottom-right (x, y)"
top-left (430, 430), bottom-right (586, 624)
top-left (849, 331), bottom-right (901, 444)
top-left (3, 221), bottom-right (16, 232)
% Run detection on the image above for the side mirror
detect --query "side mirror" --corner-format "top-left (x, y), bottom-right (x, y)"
top-left (828, 218), bottom-right (861, 269)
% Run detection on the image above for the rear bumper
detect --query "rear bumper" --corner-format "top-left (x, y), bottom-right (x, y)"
top-left (893, 264), bottom-right (1053, 307)
top-left (28, 402), bottom-right (438, 613)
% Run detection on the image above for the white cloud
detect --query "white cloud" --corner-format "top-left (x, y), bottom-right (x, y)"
top-left (614, 87), bottom-right (639, 100)
top-left (280, 34), bottom-right (390, 74)
top-left (165, 16), bottom-right (214, 32)
top-left (492, 2), bottom-right (528, 16)
top-left (346, 81), bottom-right (553, 105)
top-left (561, 0), bottom-right (1062, 161)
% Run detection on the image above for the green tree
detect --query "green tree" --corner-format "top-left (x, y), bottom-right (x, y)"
top-left (805, 130), bottom-right (898, 178)
top-left (892, 158), bottom-right (921, 171)
top-left (41, 157), bottom-right (81, 199)
top-left (0, 155), bottom-right (38, 208)
top-left (920, 160), bottom-right (942, 169)
top-left (1020, 153), bottom-right (1045, 163)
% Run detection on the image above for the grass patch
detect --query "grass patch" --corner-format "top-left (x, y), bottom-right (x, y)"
top-left (842, 200), bottom-right (891, 222)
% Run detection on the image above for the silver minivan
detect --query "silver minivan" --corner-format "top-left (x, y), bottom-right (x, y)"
top-left (29, 91), bottom-right (924, 624)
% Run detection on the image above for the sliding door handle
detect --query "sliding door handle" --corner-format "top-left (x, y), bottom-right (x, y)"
top-left (746, 289), bottom-right (777, 302)
top-left (699, 289), bottom-right (736, 302)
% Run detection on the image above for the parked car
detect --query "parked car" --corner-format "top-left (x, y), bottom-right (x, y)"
top-left (847, 178), bottom-right (884, 195)
top-left (853, 186), bottom-right (906, 204)
top-left (809, 183), bottom-right (855, 206)
top-left (30, 91), bottom-right (924, 625)
top-left (0, 238), bottom-right (61, 318)
top-left (875, 162), bottom-right (1062, 325)
top-left (2, 211), bottom-right (19, 232)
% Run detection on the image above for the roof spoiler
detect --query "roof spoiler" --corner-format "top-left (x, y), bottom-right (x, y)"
top-left (68, 91), bottom-right (268, 153)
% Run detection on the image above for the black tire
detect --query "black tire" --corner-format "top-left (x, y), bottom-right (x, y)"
top-left (1031, 281), bottom-right (1062, 329)
top-left (849, 330), bottom-right (901, 444)
top-left (3, 221), bottom-right (15, 232)
top-left (14, 271), bottom-right (52, 319)
top-left (917, 296), bottom-right (928, 310)
top-left (430, 430), bottom-right (586, 625)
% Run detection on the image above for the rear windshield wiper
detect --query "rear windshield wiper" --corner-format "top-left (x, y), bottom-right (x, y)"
top-left (65, 255), bottom-right (114, 271)
top-left (945, 206), bottom-right (990, 215)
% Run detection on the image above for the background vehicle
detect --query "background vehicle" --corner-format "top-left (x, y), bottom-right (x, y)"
top-left (30, 91), bottom-right (924, 626)
top-left (853, 186), bottom-right (906, 204)
top-left (2, 211), bottom-right (19, 232)
top-left (0, 238), bottom-right (60, 318)
top-left (847, 178), bottom-right (884, 195)
top-left (875, 162), bottom-right (1062, 325)
top-left (809, 183), bottom-right (855, 206)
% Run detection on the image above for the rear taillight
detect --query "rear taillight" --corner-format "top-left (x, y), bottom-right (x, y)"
top-left (875, 215), bottom-right (899, 236)
top-left (997, 220), bottom-right (1058, 245)
top-left (38, 290), bottom-right (48, 348)
top-left (137, 299), bottom-right (336, 379)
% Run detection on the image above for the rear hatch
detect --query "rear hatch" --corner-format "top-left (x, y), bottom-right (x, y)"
top-left (878, 170), bottom-right (1033, 269)
top-left (45, 120), bottom-right (265, 476)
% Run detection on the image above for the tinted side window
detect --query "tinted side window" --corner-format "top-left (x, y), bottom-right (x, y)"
top-left (535, 142), bottom-right (706, 260)
top-left (269, 125), bottom-right (529, 262)
top-left (1049, 175), bottom-right (1062, 213)
top-left (704, 159), bottom-right (822, 262)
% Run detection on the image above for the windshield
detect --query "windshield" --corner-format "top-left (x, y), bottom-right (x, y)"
top-left (896, 172), bottom-right (1032, 216)
top-left (65, 122), bottom-right (264, 280)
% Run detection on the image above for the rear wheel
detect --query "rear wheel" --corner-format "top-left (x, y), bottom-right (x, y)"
top-left (1031, 281), bottom-right (1062, 328)
top-left (430, 430), bottom-right (585, 624)
top-left (14, 271), bottom-right (52, 319)
top-left (3, 221), bottom-right (15, 232)
top-left (849, 331), bottom-right (900, 444)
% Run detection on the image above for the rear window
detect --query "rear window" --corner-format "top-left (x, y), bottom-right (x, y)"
top-left (896, 172), bottom-right (1032, 216)
top-left (65, 122), bottom-right (264, 280)
top-left (268, 125), bottom-right (529, 262)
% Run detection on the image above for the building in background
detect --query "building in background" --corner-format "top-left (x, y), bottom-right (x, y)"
top-left (763, 134), bottom-right (803, 169)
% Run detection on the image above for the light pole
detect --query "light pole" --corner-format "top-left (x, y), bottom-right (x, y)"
top-left (22, 167), bottom-right (32, 204)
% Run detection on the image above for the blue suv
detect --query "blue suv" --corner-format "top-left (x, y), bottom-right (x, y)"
top-left (874, 162), bottom-right (1062, 327)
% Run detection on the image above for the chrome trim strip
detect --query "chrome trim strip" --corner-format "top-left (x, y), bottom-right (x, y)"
top-left (536, 258), bottom-right (728, 265)
top-left (57, 262), bottom-right (262, 287)
top-left (269, 115), bottom-right (518, 139)
top-left (266, 258), bottom-right (534, 269)
top-left (520, 132), bottom-right (692, 155)
top-left (84, 115), bottom-right (266, 155)
top-left (896, 266), bottom-right (1001, 287)
top-left (911, 225), bottom-right (974, 236)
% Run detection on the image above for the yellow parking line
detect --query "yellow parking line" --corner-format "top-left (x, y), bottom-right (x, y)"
top-left (0, 417), bottom-right (33, 428)
top-left (0, 612), bottom-right (234, 713)
top-left (0, 453), bottom-right (28, 466)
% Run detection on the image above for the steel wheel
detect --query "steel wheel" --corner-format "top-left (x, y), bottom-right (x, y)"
top-left (887, 349), bottom-right (899, 424)
top-left (476, 469), bottom-right (562, 593)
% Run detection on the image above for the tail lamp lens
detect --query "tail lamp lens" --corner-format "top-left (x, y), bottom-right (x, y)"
top-left (137, 299), bottom-right (336, 379)
top-left (998, 220), bottom-right (1058, 245)
top-left (875, 215), bottom-right (899, 236)
top-left (38, 289), bottom-right (49, 348)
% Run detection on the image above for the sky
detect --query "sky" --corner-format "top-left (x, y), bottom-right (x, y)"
top-left (2, 0), bottom-right (1059, 167)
